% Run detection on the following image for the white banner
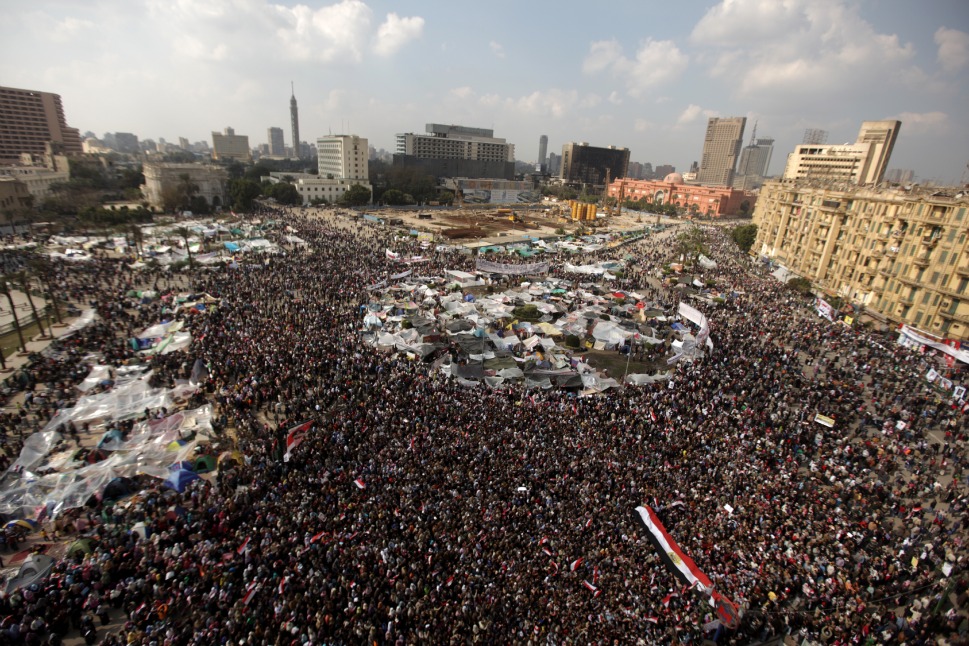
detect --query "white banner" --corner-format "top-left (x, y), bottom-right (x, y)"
top-left (476, 259), bottom-right (550, 275)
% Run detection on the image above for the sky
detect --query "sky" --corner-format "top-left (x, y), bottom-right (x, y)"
top-left (2, 0), bottom-right (968, 183)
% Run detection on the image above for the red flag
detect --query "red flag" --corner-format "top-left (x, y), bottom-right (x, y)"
top-left (585, 517), bottom-right (593, 528)
top-left (353, 478), bottom-right (367, 490)
top-left (539, 536), bottom-right (549, 545)
top-left (310, 530), bottom-right (327, 544)
top-left (662, 592), bottom-right (679, 608)
top-left (278, 576), bottom-right (289, 595)
top-left (242, 582), bottom-right (259, 605)
top-left (283, 421), bottom-right (313, 462)
top-left (236, 536), bottom-right (250, 555)
top-left (542, 547), bottom-right (553, 557)
top-left (650, 409), bottom-right (657, 423)
top-left (644, 617), bottom-right (659, 624)
top-left (570, 557), bottom-right (584, 572)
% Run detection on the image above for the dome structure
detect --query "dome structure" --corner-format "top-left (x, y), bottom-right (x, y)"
top-left (663, 172), bottom-right (684, 184)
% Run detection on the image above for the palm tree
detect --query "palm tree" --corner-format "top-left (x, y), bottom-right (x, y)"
top-left (130, 224), bottom-right (145, 258)
top-left (28, 256), bottom-right (62, 324)
top-left (177, 174), bottom-right (199, 213)
top-left (16, 270), bottom-right (47, 339)
top-left (0, 279), bottom-right (27, 353)
top-left (176, 227), bottom-right (194, 267)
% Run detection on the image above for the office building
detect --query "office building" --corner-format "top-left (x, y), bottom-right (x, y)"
top-left (211, 127), bottom-right (251, 162)
top-left (537, 135), bottom-right (548, 172)
top-left (0, 85), bottom-right (82, 161)
top-left (607, 173), bottom-right (756, 217)
top-left (783, 120), bottom-right (901, 186)
top-left (290, 84), bottom-right (300, 160)
top-left (697, 117), bottom-right (746, 187)
top-left (267, 172), bottom-right (371, 206)
top-left (0, 163), bottom-right (69, 202)
top-left (394, 124), bottom-right (516, 180)
top-left (142, 162), bottom-right (228, 210)
top-left (559, 142), bottom-right (630, 186)
top-left (752, 179), bottom-right (969, 338)
top-left (316, 135), bottom-right (369, 182)
top-left (885, 169), bottom-right (916, 184)
top-left (547, 153), bottom-right (561, 176)
top-left (734, 136), bottom-right (774, 190)
top-left (268, 127), bottom-right (285, 156)
top-left (654, 164), bottom-right (675, 179)
top-left (0, 177), bottom-right (32, 211)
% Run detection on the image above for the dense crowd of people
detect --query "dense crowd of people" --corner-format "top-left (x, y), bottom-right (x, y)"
top-left (0, 208), bottom-right (966, 645)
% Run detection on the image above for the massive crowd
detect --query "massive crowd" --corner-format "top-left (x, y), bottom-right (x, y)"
top-left (0, 208), bottom-right (966, 645)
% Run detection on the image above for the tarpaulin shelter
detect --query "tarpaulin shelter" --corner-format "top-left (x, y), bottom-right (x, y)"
top-left (4, 554), bottom-right (55, 594)
top-left (67, 538), bottom-right (94, 557)
top-left (164, 469), bottom-right (200, 493)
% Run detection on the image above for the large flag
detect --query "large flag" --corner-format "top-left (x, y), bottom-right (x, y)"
top-left (283, 421), bottom-right (313, 462)
top-left (633, 505), bottom-right (713, 594)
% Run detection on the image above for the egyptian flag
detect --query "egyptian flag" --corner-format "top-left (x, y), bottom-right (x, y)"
top-left (237, 536), bottom-right (251, 555)
top-left (278, 576), bottom-right (289, 595)
top-left (283, 421), bottom-right (313, 462)
top-left (633, 505), bottom-right (713, 594)
top-left (570, 557), bottom-right (584, 572)
top-left (582, 580), bottom-right (601, 597)
top-left (242, 581), bottom-right (260, 605)
top-left (310, 530), bottom-right (327, 544)
top-left (353, 478), bottom-right (367, 490)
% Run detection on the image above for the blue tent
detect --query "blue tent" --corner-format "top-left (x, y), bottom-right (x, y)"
top-left (168, 460), bottom-right (195, 472)
top-left (164, 469), bottom-right (200, 493)
top-left (224, 242), bottom-right (241, 252)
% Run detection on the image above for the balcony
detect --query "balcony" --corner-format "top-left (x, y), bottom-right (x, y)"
top-left (956, 264), bottom-right (969, 277)
top-left (878, 267), bottom-right (893, 278)
top-left (913, 255), bottom-right (931, 267)
top-left (921, 236), bottom-right (939, 247)
top-left (897, 274), bottom-right (920, 287)
top-left (897, 292), bottom-right (916, 306)
top-left (870, 248), bottom-right (883, 259)
top-left (938, 310), bottom-right (969, 325)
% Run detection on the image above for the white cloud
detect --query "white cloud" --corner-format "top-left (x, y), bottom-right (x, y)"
top-left (450, 86), bottom-right (474, 99)
top-left (935, 27), bottom-right (969, 73)
top-left (891, 111), bottom-right (949, 134)
top-left (374, 12), bottom-right (424, 57)
top-left (582, 38), bottom-right (688, 96)
top-left (489, 41), bottom-right (505, 59)
top-left (141, 0), bottom-right (422, 63)
top-left (608, 91), bottom-right (622, 105)
top-left (676, 104), bottom-right (718, 126)
top-left (690, 0), bottom-right (921, 103)
top-left (51, 17), bottom-right (94, 42)
top-left (633, 119), bottom-right (653, 132)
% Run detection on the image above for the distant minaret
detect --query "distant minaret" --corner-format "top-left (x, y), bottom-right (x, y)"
top-left (290, 82), bottom-right (300, 160)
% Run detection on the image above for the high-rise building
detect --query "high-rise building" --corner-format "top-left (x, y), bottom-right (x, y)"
top-left (268, 127), bottom-right (285, 156)
top-left (316, 135), bottom-right (369, 182)
top-left (697, 117), bottom-right (746, 187)
top-left (559, 142), bottom-right (630, 186)
top-left (885, 169), bottom-right (916, 184)
top-left (112, 132), bottom-right (140, 155)
top-left (0, 85), bottom-right (82, 161)
top-left (734, 133), bottom-right (775, 190)
top-left (802, 129), bottom-right (829, 145)
top-left (654, 164), bottom-right (675, 179)
top-left (211, 127), bottom-right (251, 162)
top-left (178, 137), bottom-right (190, 151)
top-left (547, 153), bottom-right (561, 176)
top-left (394, 124), bottom-right (515, 180)
top-left (537, 135), bottom-right (548, 172)
top-left (753, 179), bottom-right (969, 338)
top-left (290, 83), bottom-right (300, 160)
top-left (783, 120), bottom-right (901, 185)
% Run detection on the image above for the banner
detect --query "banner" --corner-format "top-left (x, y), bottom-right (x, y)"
top-left (815, 297), bottom-right (834, 322)
top-left (476, 259), bottom-right (550, 275)
top-left (633, 505), bottom-right (713, 593)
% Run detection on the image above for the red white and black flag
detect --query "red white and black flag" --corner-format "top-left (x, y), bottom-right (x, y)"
top-left (632, 505), bottom-right (713, 594)
top-left (283, 421), bottom-right (313, 462)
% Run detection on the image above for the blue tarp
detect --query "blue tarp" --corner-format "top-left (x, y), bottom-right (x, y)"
top-left (224, 242), bottom-right (240, 252)
top-left (164, 469), bottom-right (200, 493)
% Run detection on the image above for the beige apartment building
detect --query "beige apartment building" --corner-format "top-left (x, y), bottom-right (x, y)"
top-left (753, 179), bottom-right (969, 339)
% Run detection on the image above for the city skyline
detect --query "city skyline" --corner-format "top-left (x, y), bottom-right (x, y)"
top-left (1, 0), bottom-right (967, 183)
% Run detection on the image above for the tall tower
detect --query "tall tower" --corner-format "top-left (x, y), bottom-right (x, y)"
top-left (537, 135), bottom-right (548, 171)
top-left (697, 116), bottom-right (746, 186)
top-left (290, 82), bottom-right (300, 160)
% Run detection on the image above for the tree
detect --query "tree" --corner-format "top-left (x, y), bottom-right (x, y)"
top-left (675, 225), bottom-right (707, 266)
top-left (176, 227), bottom-right (195, 267)
top-left (381, 189), bottom-right (413, 206)
top-left (340, 184), bottom-right (371, 207)
top-left (268, 182), bottom-right (301, 206)
top-left (28, 256), bottom-right (62, 324)
top-left (0, 279), bottom-right (26, 353)
top-left (16, 271), bottom-right (46, 339)
top-left (228, 179), bottom-right (263, 211)
top-left (739, 200), bottom-right (751, 217)
top-left (176, 174), bottom-right (200, 212)
top-left (730, 223), bottom-right (757, 253)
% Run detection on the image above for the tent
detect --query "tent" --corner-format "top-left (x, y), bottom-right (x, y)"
top-left (103, 477), bottom-right (136, 501)
top-left (67, 538), bottom-right (94, 557)
top-left (5, 554), bottom-right (55, 594)
top-left (218, 450), bottom-right (243, 467)
top-left (169, 460), bottom-right (195, 472)
top-left (194, 455), bottom-right (217, 473)
top-left (164, 469), bottom-right (200, 493)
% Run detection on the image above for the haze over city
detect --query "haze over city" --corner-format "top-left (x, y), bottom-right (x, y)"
top-left (1, 0), bottom-right (968, 183)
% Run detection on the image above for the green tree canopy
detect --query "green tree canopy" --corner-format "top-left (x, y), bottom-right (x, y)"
top-left (339, 184), bottom-right (371, 207)
top-left (730, 223), bottom-right (758, 253)
top-left (228, 178), bottom-right (263, 211)
top-left (381, 189), bottom-right (413, 206)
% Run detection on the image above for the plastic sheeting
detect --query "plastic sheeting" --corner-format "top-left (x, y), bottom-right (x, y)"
top-left (0, 404), bottom-right (210, 519)
top-left (61, 309), bottom-right (97, 339)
